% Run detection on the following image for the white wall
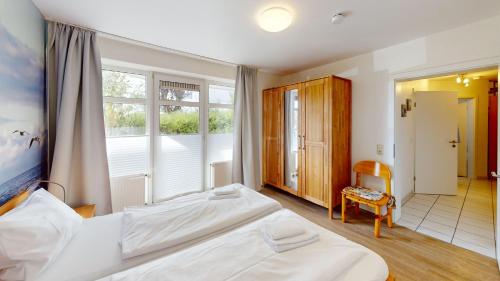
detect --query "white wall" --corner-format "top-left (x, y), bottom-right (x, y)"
top-left (276, 15), bottom-right (500, 219)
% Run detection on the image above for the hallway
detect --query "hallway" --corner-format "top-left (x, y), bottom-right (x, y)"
top-left (397, 178), bottom-right (497, 258)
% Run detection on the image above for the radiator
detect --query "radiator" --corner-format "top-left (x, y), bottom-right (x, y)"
top-left (210, 160), bottom-right (233, 188)
top-left (110, 174), bottom-right (146, 213)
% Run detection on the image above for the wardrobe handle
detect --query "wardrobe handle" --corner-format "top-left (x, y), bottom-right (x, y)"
top-left (302, 135), bottom-right (306, 150)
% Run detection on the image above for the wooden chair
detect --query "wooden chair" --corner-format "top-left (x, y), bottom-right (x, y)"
top-left (341, 161), bottom-right (393, 237)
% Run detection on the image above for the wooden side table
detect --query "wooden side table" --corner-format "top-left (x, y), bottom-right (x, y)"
top-left (73, 204), bottom-right (96, 218)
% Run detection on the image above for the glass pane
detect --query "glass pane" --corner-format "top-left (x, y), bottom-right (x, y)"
top-left (159, 105), bottom-right (199, 135)
top-left (209, 85), bottom-right (234, 104)
top-left (284, 89), bottom-right (299, 190)
top-left (106, 136), bottom-right (147, 177)
top-left (104, 103), bottom-right (146, 136)
top-left (154, 134), bottom-right (202, 200)
top-left (102, 70), bottom-right (146, 98)
top-left (159, 88), bottom-right (199, 102)
top-left (209, 108), bottom-right (233, 134)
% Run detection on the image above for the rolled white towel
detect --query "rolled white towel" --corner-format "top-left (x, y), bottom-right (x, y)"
top-left (262, 219), bottom-right (306, 240)
top-left (261, 226), bottom-right (319, 253)
top-left (208, 189), bottom-right (241, 200)
top-left (213, 185), bottom-right (239, 196)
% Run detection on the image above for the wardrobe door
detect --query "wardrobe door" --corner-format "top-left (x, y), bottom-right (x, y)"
top-left (262, 88), bottom-right (282, 188)
top-left (302, 79), bottom-right (329, 206)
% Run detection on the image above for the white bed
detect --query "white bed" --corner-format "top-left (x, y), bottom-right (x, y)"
top-left (37, 186), bottom-right (281, 281)
top-left (97, 209), bottom-right (389, 281)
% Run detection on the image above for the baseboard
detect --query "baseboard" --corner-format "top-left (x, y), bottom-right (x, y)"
top-left (402, 192), bottom-right (414, 206)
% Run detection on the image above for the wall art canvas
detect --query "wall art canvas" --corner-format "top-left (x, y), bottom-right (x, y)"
top-left (0, 0), bottom-right (47, 206)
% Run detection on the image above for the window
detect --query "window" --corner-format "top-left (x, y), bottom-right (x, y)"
top-left (154, 78), bottom-right (203, 201)
top-left (102, 68), bottom-right (235, 204)
top-left (102, 69), bottom-right (149, 178)
top-left (207, 84), bottom-right (235, 173)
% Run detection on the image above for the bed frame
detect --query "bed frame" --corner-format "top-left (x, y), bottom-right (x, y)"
top-left (0, 190), bottom-right (30, 216)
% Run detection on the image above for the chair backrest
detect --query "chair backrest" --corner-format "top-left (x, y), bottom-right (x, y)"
top-left (353, 161), bottom-right (392, 195)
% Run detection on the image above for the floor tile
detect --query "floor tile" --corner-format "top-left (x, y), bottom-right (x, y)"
top-left (428, 208), bottom-right (460, 220)
top-left (456, 222), bottom-right (495, 240)
top-left (409, 197), bottom-right (435, 207)
top-left (417, 226), bottom-right (452, 243)
top-left (431, 203), bottom-right (461, 215)
top-left (420, 219), bottom-right (455, 236)
top-left (403, 178), bottom-right (496, 258)
top-left (425, 213), bottom-right (458, 228)
top-left (404, 201), bottom-right (433, 212)
top-left (460, 210), bottom-right (494, 223)
top-left (457, 216), bottom-right (495, 232)
top-left (453, 230), bottom-right (496, 249)
top-left (396, 218), bottom-right (420, 231)
top-left (400, 212), bottom-right (425, 224)
top-left (452, 237), bottom-right (496, 258)
top-left (402, 205), bottom-right (428, 218)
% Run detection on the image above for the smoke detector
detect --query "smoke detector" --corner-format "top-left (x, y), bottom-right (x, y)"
top-left (331, 13), bottom-right (345, 24)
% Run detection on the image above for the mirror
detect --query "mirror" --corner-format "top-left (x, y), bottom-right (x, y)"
top-left (284, 89), bottom-right (299, 190)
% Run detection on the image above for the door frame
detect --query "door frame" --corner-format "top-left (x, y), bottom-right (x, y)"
top-left (391, 58), bottom-right (499, 218)
top-left (457, 98), bottom-right (476, 179)
top-left (391, 57), bottom-right (500, 268)
top-left (152, 73), bottom-right (207, 202)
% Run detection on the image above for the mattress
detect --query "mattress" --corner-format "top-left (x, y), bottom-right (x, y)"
top-left (121, 184), bottom-right (282, 259)
top-left (37, 189), bottom-right (281, 281)
top-left (98, 209), bottom-right (389, 281)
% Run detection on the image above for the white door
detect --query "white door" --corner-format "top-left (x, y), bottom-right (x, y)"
top-left (457, 101), bottom-right (468, 177)
top-left (415, 91), bottom-right (458, 195)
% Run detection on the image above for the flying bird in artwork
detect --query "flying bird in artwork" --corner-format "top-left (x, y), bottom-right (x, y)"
top-left (28, 136), bottom-right (41, 149)
top-left (12, 130), bottom-right (30, 136)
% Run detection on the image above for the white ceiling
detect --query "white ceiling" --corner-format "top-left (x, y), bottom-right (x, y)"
top-left (32, 0), bottom-right (500, 73)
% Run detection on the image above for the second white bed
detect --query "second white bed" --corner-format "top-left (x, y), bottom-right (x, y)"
top-left (98, 209), bottom-right (389, 281)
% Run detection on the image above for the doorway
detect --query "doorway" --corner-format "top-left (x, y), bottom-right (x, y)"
top-left (394, 67), bottom-right (498, 259)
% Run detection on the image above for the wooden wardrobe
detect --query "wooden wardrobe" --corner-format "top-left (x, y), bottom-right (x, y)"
top-left (262, 76), bottom-right (351, 218)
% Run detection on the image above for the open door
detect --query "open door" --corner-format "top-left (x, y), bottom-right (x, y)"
top-left (415, 91), bottom-right (458, 195)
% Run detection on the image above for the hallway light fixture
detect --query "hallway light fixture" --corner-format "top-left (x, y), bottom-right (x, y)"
top-left (456, 74), bottom-right (472, 87)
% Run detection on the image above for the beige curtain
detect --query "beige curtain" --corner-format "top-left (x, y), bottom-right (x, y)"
top-left (46, 22), bottom-right (111, 215)
top-left (232, 66), bottom-right (260, 190)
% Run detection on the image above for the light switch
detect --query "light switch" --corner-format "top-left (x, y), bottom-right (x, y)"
top-left (377, 144), bottom-right (384, 156)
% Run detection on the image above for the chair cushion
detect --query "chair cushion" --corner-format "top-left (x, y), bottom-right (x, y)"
top-left (342, 186), bottom-right (384, 201)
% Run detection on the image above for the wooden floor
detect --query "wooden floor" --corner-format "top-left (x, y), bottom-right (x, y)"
top-left (261, 186), bottom-right (500, 281)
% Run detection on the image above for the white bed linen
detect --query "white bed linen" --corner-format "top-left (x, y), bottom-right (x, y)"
top-left (121, 184), bottom-right (281, 259)
top-left (37, 189), bottom-right (280, 281)
top-left (98, 209), bottom-right (389, 281)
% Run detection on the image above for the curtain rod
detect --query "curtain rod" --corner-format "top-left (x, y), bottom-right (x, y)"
top-left (45, 19), bottom-right (238, 67)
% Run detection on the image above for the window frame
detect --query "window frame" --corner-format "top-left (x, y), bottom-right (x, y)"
top-left (156, 73), bottom-right (204, 136)
top-left (207, 82), bottom-right (235, 135)
top-left (103, 67), bottom-right (235, 205)
top-left (102, 66), bottom-right (151, 138)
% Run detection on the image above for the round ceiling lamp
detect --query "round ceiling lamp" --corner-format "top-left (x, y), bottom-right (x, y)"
top-left (258, 7), bottom-right (293, 32)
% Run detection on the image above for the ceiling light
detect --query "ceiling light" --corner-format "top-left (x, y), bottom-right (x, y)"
top-left (465, 83), bottom-right (470, 87)
top-left (258, 7), bottom-right (293, 32)
top-left (331, 13), bottom-right (345, 24)
top-left (473, 76), bottom-right (480, 80)
top-left (456, 75), bottom-right (462, 84)
top-left (463, 78), bottom-right (470, 84)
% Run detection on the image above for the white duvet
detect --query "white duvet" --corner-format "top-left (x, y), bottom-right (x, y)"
top-left (103, 209), bottom-right (389, 281)
top-left (121, 184), bottom-right (281, 259)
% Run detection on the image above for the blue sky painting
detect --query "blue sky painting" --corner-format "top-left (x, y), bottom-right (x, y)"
top-left (0, 0), bottom-right (46, 206)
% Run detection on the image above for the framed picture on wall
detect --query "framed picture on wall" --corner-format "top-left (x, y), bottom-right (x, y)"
top-left (406, 98), bottom-right (412, 111)
top-left (401, 104), bottom-right (407, 117)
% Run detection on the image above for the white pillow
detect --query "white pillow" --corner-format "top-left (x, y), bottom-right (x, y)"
top-left (0, 188), bottom-right (83, 280)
